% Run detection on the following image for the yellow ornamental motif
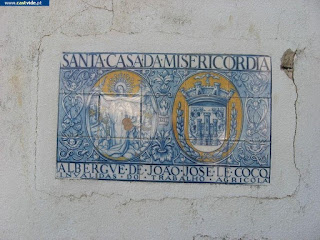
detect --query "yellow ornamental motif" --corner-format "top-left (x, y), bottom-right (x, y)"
top-left (95, 70), bottom-right (141, 95)
top-left (172, 72), bottom-right (243, 163)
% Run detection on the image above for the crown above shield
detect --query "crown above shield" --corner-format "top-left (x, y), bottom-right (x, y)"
top-left (180, 81), bottom-right (234, 106)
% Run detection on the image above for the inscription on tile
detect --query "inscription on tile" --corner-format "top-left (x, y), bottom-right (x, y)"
top-left (57, 53), bottom-right (272, 184)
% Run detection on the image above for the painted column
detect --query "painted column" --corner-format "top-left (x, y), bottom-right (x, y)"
top-left (197, 118), bottom-right (202, 145)
top-left (204, 112), bottom-right (210, 145)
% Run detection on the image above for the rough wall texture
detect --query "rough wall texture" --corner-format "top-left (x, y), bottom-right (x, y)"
top-left (0, 0), bottom-right (319, 239)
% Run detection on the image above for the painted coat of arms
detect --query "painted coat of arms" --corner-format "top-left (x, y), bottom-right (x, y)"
top-left (57, 53), bottom-right (271, 184)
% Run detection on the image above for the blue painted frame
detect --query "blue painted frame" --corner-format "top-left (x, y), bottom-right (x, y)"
top-left (56, 52), bottom-right (272, 184)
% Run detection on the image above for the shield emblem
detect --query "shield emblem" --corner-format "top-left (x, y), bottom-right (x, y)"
top-left (188, 104), bottom-right (226, 152)
top-left (173, 72), bottom-right (243, 163)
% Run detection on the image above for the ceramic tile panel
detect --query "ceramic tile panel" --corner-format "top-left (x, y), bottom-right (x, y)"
top-left (233, 97), bottom-right (271, 142)
top-left (57, 93), bottom-right (99, 138)
top-left (57, 52), bottom-right (272, 184)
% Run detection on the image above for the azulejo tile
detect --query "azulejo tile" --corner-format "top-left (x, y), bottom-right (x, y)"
top-left (234, 97), bottom-right (271, 142)
top-left (57, 93), bottom-right (98, 138)
top-left (57, 52), bottom-right (272, 184)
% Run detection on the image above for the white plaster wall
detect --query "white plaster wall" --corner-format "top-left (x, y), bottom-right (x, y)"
top-left (0, 0), bottom-right (319, 239)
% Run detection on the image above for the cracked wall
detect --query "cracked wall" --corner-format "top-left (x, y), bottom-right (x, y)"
top-left (1, 0), bottom-right (320, 239)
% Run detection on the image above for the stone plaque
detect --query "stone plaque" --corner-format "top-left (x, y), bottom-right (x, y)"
top-left (57, 52), bottom-right (271, 184)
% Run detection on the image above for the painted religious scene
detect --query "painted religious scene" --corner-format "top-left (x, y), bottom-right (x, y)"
top-left (57, 53), bottom-right (271, 184)
top-left (87, 71), bottom-right (158, 160)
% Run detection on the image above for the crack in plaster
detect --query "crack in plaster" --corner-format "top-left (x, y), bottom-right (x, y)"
top-left (192, 234), bottom-right (270, 240)
top-left (280, 48), bottom-right (302, 200)
top-left (79, 0), bottom-right (116, 35)
top-left (67, 1), bottom-right (114, 37)
top-left (33, 188), bottom-right (302, 205)
top-left (34, 3), bottom-right (114, 191)
top-left (80, 0), bottom-right (113, 11)
top-left (192, 234), bottom-right (215, 240)
top-left (34, 33), bottom-right (49, 192)
top-left (53, 7), bottom-right (93, 35)
top-left (291, 54), bottom-right (300, 197)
